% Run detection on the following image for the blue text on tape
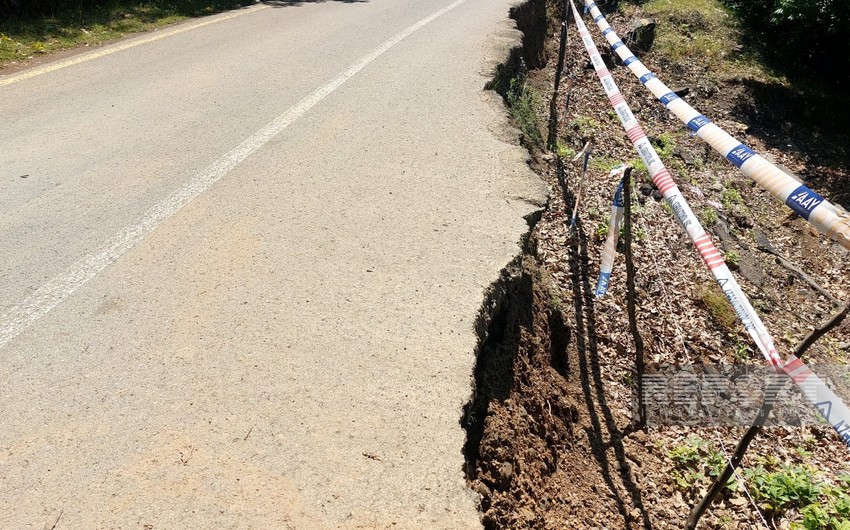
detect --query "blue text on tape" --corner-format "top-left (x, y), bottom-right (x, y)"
top-left (640, 73), bottom-right (656, 84)
top-left (687, 115), bottom-right (711, 132)
top-left (725, 144), bottom-right (756, 168)
top-left (786, 185), bottom-right (825, 220)
top-left (659, 92), bottom-right (679, 105)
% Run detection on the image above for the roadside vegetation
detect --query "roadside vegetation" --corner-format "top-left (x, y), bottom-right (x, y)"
top-left (0, 0), bottom-right (255, 68)
top-left (476, 0), bottom-right (850, 528)
top-left (507, 72), bottom-right (544, 147)
top-left (721, 0), bottom-right (850, 88)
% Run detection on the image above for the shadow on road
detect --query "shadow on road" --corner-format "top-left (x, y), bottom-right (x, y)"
top-left (262, 0), bottom-right (366, 6)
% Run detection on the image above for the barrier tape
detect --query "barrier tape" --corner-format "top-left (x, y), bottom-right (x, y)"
top-left (595, 167), bottom-right (626, 297)
top-left (580, 0), bottom-right (850, 251)
top-left (784, 356), bottom-right (850, 446)
top-left (568, 0), bottom-right (850, 449)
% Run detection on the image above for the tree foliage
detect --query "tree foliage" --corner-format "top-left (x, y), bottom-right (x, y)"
top-left (723, 0), bottom-right (850, 86)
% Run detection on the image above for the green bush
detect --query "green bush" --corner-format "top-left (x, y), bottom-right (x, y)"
top-left (507, 76), bottom-right (543, 146)
top-left (722, 0), bottom-right (850, 86)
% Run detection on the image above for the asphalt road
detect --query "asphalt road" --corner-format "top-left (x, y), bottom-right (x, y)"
top-left (0, 0), bottom-right (545, 527)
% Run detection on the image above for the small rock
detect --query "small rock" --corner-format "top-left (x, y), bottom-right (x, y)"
top-left (755, 233), bottom-right (774, 253)
top-left (498, 462), bottom-right (514, 483)
top-left (709, 181), bottom-right (724, 192)
top-left (697, 81), bottom-right (718, 98)
top-left (626, 18), bottom-right (656, 53)
top-left (729, 496), bottom-right (748, 506)
top-left (674, 146), bottom-right (695, 165)
top-left (712, 220), bottom-right (733, 242)
top-left (838, 342), bottom-right (850, 351)
top-left (473, 481), bottom-right (491, 498)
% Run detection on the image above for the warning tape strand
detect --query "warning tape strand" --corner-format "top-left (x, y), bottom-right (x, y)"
top-left (568, 0), bottom-right (779, 367)
top-left (596, 167), bottom-right (626, 297)
top-left (568, 0), bottom-right (850, 450)
top-left (580, 0), bottom-right (850, 251)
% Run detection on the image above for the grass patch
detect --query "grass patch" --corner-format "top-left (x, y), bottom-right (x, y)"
top-left (589, 154), bottom-right (622, 172)
top-left (627, 157), bottom-right (647, 174)
top-left (554, 140), bottom-right (576, 159)
top-left (697, 284), bottom-right (736, 330)
top-left (507, 75), bottom-right (543, 146)
top-left (625, 0), bottom-right (776, 82)
top-left (0, 0), bottom-right (255, 67)
top-left (668, 435), bottom-right (731, 495)
top-left (720, 187), bottom-right (743, 209)
top-left (568, 114), bottom-right (602, 141)
top-left (637, 0), bottom-right (735, 66)
top-left (651, 132), bottom-right (676, 161)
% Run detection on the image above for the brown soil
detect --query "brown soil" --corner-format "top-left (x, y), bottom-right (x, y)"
top-left (464, 1), bottom-right (850, 528)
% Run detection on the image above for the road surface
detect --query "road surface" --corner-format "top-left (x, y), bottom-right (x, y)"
top-left (0, 0), bottom-right (545, 527)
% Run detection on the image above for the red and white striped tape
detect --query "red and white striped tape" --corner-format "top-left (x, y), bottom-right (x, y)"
top-left (581, 0), bottom-right (850, 251)
top-left (568, 0), bottom-right (850, 449)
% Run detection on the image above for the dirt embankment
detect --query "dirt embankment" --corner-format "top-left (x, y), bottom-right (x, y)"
top-left (464, 0), bottom-right (850, 528)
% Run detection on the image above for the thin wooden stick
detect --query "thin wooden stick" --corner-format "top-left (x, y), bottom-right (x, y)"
top-left (686, 301), bottom-right (850, 529)
top-left (756, 236), bottom-right (838, 304)
top-left (794, 303), bottom-right (849, 356)
top-left (622, 168), bottom-right (645, 427)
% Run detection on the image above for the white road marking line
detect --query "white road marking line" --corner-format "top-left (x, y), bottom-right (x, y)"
top-left (0, 4), bottom-right (267, 87)
top-left (0, 0), bottom-right (468, 351)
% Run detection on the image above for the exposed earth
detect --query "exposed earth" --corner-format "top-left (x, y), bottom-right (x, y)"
top-left (464, 0), bottom-right (850, 528)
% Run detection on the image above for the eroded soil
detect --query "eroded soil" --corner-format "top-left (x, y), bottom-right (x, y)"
top-left (465, 0), bottom-right (850, 528)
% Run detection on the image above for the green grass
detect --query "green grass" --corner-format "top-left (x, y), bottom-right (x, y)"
top-left (0, 0), bottom-right (255, 67)
top-left (554, 140), bottom-right (576, 159)
top-left (697, 284), bottom-right (737, 330)
top-left (653, 132), bottom-right (676, 161)
top-left (589, 154), bottom-right (622, 172)
top-left (507, 76), bottom-right (543, 146)
top-left (668, 435), bottom-right (731, 493)
top-left (724, 249), bottom-right (740, 267)
top-left (568, 114), bottom-right (602, 140)
top-left (623, 0), bottom-right (795, 87)
top-left (627, 157), bottom-right (647, 175)
top-left (636, 0), bottom-right (737, 68)
top-left (701, 207), bottom-right (719, 226)
top-left (720, 187), bottom-right (743, 209)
